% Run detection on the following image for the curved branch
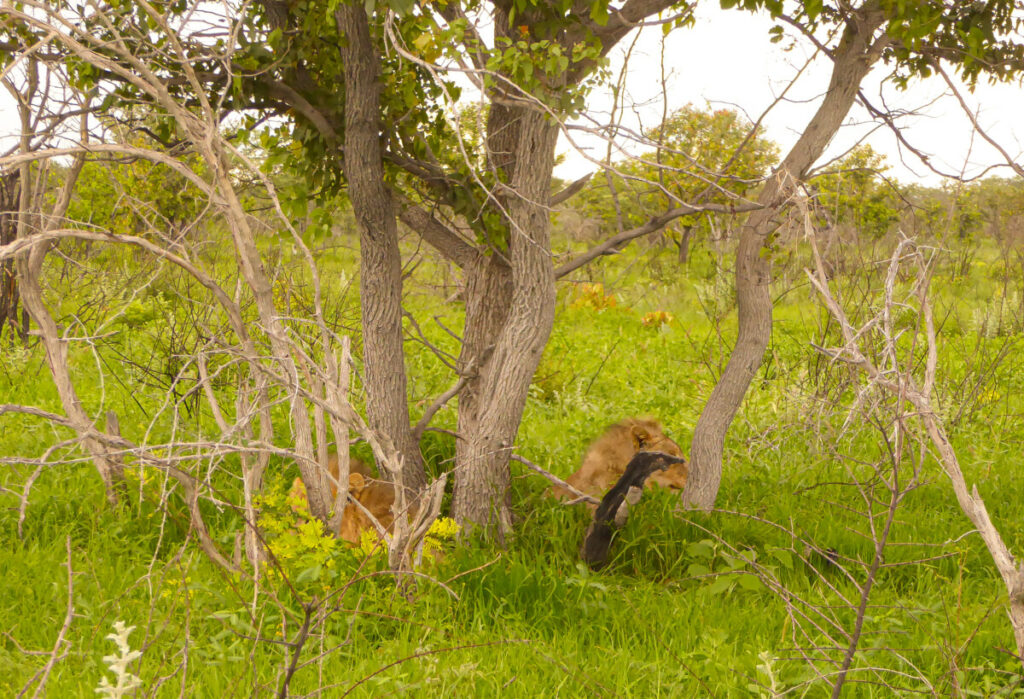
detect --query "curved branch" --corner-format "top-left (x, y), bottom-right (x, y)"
top-left (555, 200), bottom-right (760, 279)
top-left (395, 196), bottom-right (479, 269)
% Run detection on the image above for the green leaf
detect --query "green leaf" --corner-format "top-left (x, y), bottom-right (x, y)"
top-left (589, 0), bottom-right (610, 27)
top-left (707, 576), bottom-right (734, 596)
top-left (687, 539), bottom-right (715, 559)
top-left (770, 547), bottom-right (793, 570)
top-left (686, 563), bottom-right (710, 577)
top-left (296, 563), bottom-right (322, 583)
top-left (738, 574), bottom-right (765, 592)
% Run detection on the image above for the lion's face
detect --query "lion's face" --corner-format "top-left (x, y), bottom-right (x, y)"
top-left (290, 456), bottom-right (402, 546)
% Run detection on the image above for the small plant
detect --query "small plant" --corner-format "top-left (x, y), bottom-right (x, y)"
top-left (971, 289), bottom-right (1022, 337)
top-left (95, 621), bottom-right (142, 698)
top-left (257, 487), bottom-right (344, 585)
top-left (641, 310), bottom-right (674, 328)
top-left (356, 516), bottom-right (460, 562)
top-left (570, 282), bottom-right (617, 311)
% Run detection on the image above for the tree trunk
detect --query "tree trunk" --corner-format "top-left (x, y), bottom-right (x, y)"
top-left (1, 159), bottom-right (23, 342)
top-left (684, 7), bottom-right (889, 509)
top-left (677, 224), bottom-right (693, 264)
top-left (451, 109), bottom-right (558, 542)
top-left (336, 4), bottom-right (425, 495)
top-left (454, 252), bottom-right (512, 487)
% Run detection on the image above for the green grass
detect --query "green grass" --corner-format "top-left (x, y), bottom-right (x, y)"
top-left (2, 234), bottom-right (1024, 696)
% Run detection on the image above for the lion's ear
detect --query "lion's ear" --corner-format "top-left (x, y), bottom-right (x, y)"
top-left (631, 424), bottom-right (651, 449)
top-left (348, 472), bottom-right (366, 493)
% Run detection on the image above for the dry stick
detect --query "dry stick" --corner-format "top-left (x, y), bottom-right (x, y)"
top-left (7, 1), bottom-right (427, 596)
top-left (104, 411), bottom-right (127, 497)
top-left (341, 640), bottom-right (532, 698)
top-left (932, 62), bottom-right (1024, 180)
top-left (325, 338), bottom-right (352, 536)
top-left (807, 237), bottom-right (1024, 665)
top-left (672, 510), bottom-right (851, 682)
top-left (277, 601), bottom-right (314, 699)
top-left (9, 94), bottom-right (127, 505)
top-left (2, 225), bottom-right (275, 554)
top-left (412, 372), bottom-right (471, 441)
top-left (14, 436), bottom-right (79, 539)
top-left (829, 452), bottom-right (904, 698)
top-left (510, 454), bottom-right (600, 506)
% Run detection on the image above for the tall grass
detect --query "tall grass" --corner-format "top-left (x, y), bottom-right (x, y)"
top-left (2, 232), bottom-right (1023, 695)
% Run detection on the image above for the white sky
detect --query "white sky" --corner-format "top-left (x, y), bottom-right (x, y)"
top-left (556, 4), bottom-right (1024, 186)
top-left (3, 4), bottom-right (1022, 186)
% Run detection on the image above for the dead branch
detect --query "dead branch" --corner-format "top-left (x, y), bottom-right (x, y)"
top-left (510, 454), bottom-right (600, 506)
top-left (807, 232), bottom-right (1024, 664)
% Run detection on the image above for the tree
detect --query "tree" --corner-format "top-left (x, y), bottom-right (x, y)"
top-left (575, 104), bottom-right (779, 262)
top-left (684, 0), bottom-right (1024, 510)
top-left (7, 0), bottom-right (1020, 544)
top-left (811, 144), bottom-right (899, 240)
top-left (3, 1), bottom-right (740, 544)
top-left (0, 167), bottom-right (22, 341)
top-left (225, 2), bottom-right (740, 540)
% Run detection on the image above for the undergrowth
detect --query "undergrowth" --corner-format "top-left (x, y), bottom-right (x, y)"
top-left (2, 235), bottom-right (1023, 695)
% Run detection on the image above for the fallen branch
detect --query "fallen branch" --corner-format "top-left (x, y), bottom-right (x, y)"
top-left (580, 451), bottom-right (688, 570)
top-left (511, 454), bottom-right (600, 506)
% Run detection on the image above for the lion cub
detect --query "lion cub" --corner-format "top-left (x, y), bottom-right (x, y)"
top-left (550, 418), bottom-right (689, 502)
top-left (288, 454), bottom-right (402, 545)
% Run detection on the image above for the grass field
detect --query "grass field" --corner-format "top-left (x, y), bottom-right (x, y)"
top-left (2, 230), bottom-right (1023, 696)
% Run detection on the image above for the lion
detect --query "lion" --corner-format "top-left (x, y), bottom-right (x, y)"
top-left (288, 454), bottom-right (406, 545)
top-left (549, 418), bottom-right (689, 503)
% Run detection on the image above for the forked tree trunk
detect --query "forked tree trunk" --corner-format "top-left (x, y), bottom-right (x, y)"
top-left (337, 4), bottom-right (425, 495)
top-left (455, 253), bottom-right (512, 485)
top-left (684, 7), bottom-right (890, 509)
top-left (451, 109), bottom-right (559, 541)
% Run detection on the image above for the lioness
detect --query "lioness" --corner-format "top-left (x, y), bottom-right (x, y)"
top-left (288, 454), bottom-right (403, 545)
top-left (550, 418), bottom-right (689, 502)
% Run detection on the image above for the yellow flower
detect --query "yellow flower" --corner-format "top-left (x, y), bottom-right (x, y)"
top-left (426, 517), bottom-right (460, 540)
top-left (641, 310), bottom-right (674, 327)
top-left (571, 283), bottom-right (618, 311)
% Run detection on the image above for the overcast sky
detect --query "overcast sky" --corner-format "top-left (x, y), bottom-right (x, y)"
top-left (555, 5), bottom-right (1024, 186)
top-left (3, 4), bottom-right (1023, 187)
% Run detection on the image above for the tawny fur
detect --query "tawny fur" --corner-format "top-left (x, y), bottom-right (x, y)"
top-left (288, 454), bottom-right (405, 545)
top-left (550, 418), bottom-right (689, 502)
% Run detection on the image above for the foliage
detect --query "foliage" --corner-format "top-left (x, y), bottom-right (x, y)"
top-left (728, 0), bottom-right (1024, 88)
top-left (66, 150), bottom-right (207, 239)
top-left (811, 145), bottom-right (900, 238)
top-left (575, 104), bottom-right (779, 243)
top-left (569, 282), bottom-right (618, 311)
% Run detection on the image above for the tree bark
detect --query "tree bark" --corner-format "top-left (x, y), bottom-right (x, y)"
top-left (0, 170), bottom-right (21, 342)
top-left (451, 108), bottom-right (559, 541)
top-left (677, 224), bottom-right (693, 264)
top-left (336, 4), bottom-right (425, 495)
top-left (684, 6), bottom-right (890, 509)
top-left (455, 252), bottom-right (512, 463)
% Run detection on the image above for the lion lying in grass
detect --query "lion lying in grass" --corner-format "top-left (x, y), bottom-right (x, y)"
top-left (288, 454), bottom-right (403, 545)
top-left (549, 418), bottom-right (689, 502)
